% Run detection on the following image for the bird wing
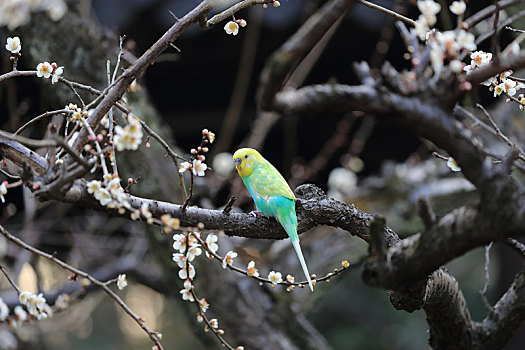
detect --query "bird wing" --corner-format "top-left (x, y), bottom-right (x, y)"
top-left (248, 162), bottom-right (295, 200)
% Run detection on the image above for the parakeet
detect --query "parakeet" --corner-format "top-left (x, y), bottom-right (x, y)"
top-left (233, 148), bottom-right (314, 292)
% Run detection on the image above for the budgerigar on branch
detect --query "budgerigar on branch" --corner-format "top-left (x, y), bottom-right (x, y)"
top-left (233, 148), bottom-right (314, 292)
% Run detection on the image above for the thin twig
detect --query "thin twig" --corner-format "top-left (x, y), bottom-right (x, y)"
top-left (15, 109), bottom-right (70, 135)
top-left (476, 103), bottom-right (525, 163)
top-left (222, 196), bottom-right (236, 214)
top-left (357, 0), bottom-right (416, 27)
top-left (505, 238), bottom-right (525, 258)
top-left (0, 224), bottom-right (164, 349)
top-left (189, 287), bottom-right (236, 350)
top-left (107, 60), bottom-right (118, 175)
top-left (59, 78), bottom-right (85, 108)
top-left (205, 0), bottom-right (274, 29)
top-left (112, 36), bottom-right (126, 84)
top-left (479, 242), bottom-right (494, 311)
top-left (196, 235), bottom-right (353, 288)
top-left (181, 173), bottom-right (194, 212)
top-left (0, 131), bottom-right (90, 169)
top-left (491, 0), bottom-right (501, 57)
top-left (464, 0), bottom-right (522, 29)
top-left (506, 26), bottom-right (525, 34)
top-left (0, 265), bottom-right (21, 294)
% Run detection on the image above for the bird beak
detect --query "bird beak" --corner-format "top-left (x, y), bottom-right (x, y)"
top-left (234, 158), bottom-right (241, 166)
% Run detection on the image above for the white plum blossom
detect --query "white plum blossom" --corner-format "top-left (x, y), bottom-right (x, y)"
top-left (87, 180), bottom-right (101, 194)
top-left (202, 129), bottom-right (215, 143)
top-left (205, 234), bottom-right (219, 258)
top-left (36, 62), bottom-right (53, 78)
top-left (14, 305), bottom-right (27, 321)
top-left (172, 253), bottom-right (187, 268)
top-left (437, 31), bottom-right (459, 56)
top-left (209, 318), bottom-right (219, 329)
top-left (0, 297), bottom-right (9, 321)
top-left (224, 21), bottom-right (239, 35)
top-left (19, 291), bottom-right (49, 319)
top-left (18, 291), bottom-right (31, 305)
top-left (114, 114), bottom-right (143, 151)
top-left (222, 251), bottom-right (237, 269)
top-left (178, 263), bottom-right (195, 280)
top-left (481, 75), bottom-right (498, 87)
top-left (188, 232), bottom-right (200, 246)
top-left (179, 161), bottom-right (191, 173)
top-left (94, 187), bottom-right (112, 206)
top-left (51, 66), bottom-right (63, 84)
top-left (87, 177), bottom-right (131, 211)
top-left (117, 274), bottom-right (128, 290)
top-left (519, 94), bottom-right (525, 110)
top-left (161, 214), bottom-right (180, 233)
top-left (198, 298), bottom-right (209, 313)
top-left (463, 64), bottom-right (475, 75)
top-left (139, 202), bottom-right (153, 223)
top-left (246, 261), bottom-right (259, 277)
top-left (494, 82), bottom-right (505, 97)
top-left (417, 0), bottom-right (440, 26)
top-left (449, 60), bottom-right (463, 74)
top-left (238, 19), bottom-right (247, 27)
top-left (502, 78), bottom-right (518, 96)
top-left (449, 1), bottom-right (466, 15)
top-left (471, 51), bottom-right (492, 67)
top-left (414, 15), bottom-right (430, 40)
top-left (5, 36), bottom-right (21, 53)
top-left (505, 41), bottom-right (521, 56)
top-left (180, 279), bottom-right (194, 301)
top-left (173, 234), bottom-right (187, 252)
top-left (429, 43), bottom-right (444, 73)
top-left (192, 159), bottom-right (208, 176)
top-left (268, 271), bottom-right (283, 286)
top-left (0, 181), bottom-right (7, 203)
top-left (447, 157), bottom-right (461, 172)
top-left (187, 243), bottom-right (202, 262)
top-left (418, 0), bottom-right (441, 16)
top-left (456, 30), bottom-right (476, 52)
top-left (55, 294), bottom-right (70, 309)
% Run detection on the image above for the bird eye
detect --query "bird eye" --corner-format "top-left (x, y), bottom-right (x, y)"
top-left (244, 155), bottom-right (248, 159)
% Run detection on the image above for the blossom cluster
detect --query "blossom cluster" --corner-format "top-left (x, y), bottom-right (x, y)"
top-left (179, 128), bottom-right (215, 176)
top-left (0, 297), bottom-right (29, 329)
top-left (87, 175), bottom-right (132, 213)
top-left (412, 0), bottom-right (476, 75)
top-left (37, 61), bottom-right (64, 84)
top-left (18, 291), bottom-right (51, 320)
top-left (114, 114), bottom-right (143, 151)
top-left (0, 0), bottom-right (67, 30)
top-left (64, 103), bottom-right (86, 125)
top-left (160, 214), bottom-right (181, 234)
top-left (172, 232), bottom-right (204, 280)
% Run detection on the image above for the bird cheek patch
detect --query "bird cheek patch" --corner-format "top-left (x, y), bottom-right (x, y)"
top-left (246, 163), bottom-right (251, 168)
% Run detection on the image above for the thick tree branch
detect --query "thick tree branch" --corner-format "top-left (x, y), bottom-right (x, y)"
top-left (69, 1), bottom-right (213, 155)
top-left (474, 267), bottom-right (525, 349)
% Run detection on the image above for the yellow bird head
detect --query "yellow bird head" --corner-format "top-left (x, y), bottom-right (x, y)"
top-left (233, 148), bottom-right (262, 177)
